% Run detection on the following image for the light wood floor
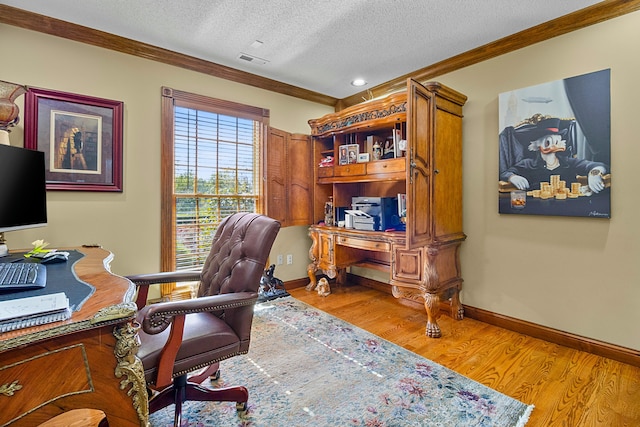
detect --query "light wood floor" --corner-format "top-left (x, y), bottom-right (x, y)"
top-left (289, 285), bottom-right (640, 427)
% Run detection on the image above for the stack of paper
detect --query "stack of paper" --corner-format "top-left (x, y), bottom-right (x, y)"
top-left (0, 292), bottom-right (71, 332)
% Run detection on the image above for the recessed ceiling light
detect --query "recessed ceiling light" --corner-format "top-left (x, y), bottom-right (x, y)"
top-left (351, 78), bottom-right (367, 87)
top-left (250, 40), bottom-right (264, 49)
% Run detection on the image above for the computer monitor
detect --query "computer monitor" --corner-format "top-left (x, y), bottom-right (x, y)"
top-left (0, 145), bottom-right (47, 255)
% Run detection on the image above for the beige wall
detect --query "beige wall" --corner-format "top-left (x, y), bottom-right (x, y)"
top-left (2, 24), bottom-right (331, 287)
top-left (435, 11), bottom-right (640, 351)
top-left (3, 10), bottom-right (639, 351)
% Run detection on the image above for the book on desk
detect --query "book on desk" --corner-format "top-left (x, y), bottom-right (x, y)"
top-left (0, 291), bottom-right (71, 332)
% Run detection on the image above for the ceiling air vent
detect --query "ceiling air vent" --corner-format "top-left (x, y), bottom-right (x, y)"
top-left (238, 53), bottom-right (269, 65)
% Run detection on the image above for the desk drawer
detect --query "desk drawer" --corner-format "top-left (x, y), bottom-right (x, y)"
top-left (366, 158), bottom-right (405, 175)
top-left (0, 344), bottom-right (92, 425)
top-left (337, 235), bottom-right (390, 252)
top-left (334, 163), bottom-right (366, 176)
top-left (317, 167), bottom-right (334, 178)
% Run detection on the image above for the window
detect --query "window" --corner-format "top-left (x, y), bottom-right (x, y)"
top-left (161, 87), bottom-right (269, 297)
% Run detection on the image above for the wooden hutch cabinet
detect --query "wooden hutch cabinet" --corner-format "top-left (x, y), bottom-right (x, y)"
top-left (307, 79), bottom-right (467, 338)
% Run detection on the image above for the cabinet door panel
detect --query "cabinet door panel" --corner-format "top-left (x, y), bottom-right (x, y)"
top-left (393, 246), bottom-right (422, 282)
top-left (433, 109), bottom-right (464, 240)
top-left (266, 129), bottom-right (312, 226)
top-left (288, 134), bottom-right (312, 226)
top-left (407, 79), bottom-right (433, 249)
top-left (266, 128), bottom-right (287, 224)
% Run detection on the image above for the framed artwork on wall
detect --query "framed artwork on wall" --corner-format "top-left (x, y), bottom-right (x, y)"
top-left (498, 69), bottom-right (611, 218)
top-left (24, 87), bottom-right (124, 192)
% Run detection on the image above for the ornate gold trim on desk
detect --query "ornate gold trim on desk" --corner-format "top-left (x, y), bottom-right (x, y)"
top-left (0, 302), bottom-right (137, 353)
top-left (91, 301), bottom-right (137, 324)
top-left (113, 320), bottom-right (149, 427)
top-left (0, 380), bottom-right (22, 396)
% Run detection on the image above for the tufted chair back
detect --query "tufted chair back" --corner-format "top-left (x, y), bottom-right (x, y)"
top-left (199, 212), bottom-right (276, 297)
top-left (197, 212), bottom-right (280, 349)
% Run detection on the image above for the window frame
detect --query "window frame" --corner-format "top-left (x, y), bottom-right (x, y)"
top-left (161, 87), bottom-right (270, 274)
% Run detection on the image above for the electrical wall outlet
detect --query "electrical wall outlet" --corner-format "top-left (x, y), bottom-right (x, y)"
top-left (276, 254), bottom-right (283, 265)
top-left (286, 254), bottom-right (293, 265)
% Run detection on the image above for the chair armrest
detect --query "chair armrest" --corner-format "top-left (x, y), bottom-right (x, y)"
top-left (127, 270), bottom-right (202, 286)
top-left (138, 291), bottom-right (258, 335)
top-left (126, 269), bottom-right (201, 309)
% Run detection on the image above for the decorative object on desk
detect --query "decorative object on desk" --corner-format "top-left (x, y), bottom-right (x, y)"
top-left (258, 264), bottom-right (289, 303)
top-left (24, 87), bottom-right (124, 192)
top-left (149, 297), bottom-right (533, 427)
top-left (372, 140), bottom-right (382, 160)
top-left (357, 152), bottom-right (369, 163)
top-left (41, 251), bottom-right (70, 264)
top-left (0, 80), bottom-right (27, 146)
top-left (24, 239), bottom-right (51, 258)
top-left (316, 277), bottom-right (331, 296)
top-left (318, 155), bottom-right (333, 167)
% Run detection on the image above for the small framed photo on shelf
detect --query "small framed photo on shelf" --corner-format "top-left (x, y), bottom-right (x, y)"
top-left (357, 153), bottom-right (370, 163)
top-left (346, 144), bottom-right (359, 164)
top-left (382, 137), bottom-right (395, 159)
top-left (338, 144), bottom-right (348, 165)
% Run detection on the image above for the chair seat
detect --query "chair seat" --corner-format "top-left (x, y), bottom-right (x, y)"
top-left (137, 311), bottom-right (241, 382)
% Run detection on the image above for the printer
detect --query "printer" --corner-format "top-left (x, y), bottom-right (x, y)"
top-left (347, 196), bottom-right (401, 231)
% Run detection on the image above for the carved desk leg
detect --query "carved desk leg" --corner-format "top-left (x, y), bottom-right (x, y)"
top-left (422, 247), bottom-right (443, 338)
top-left (306, 230), bottom-right (319, 291)
top-left (113, 321), bottom-right (149, 427)
top-left (423, 292), bottom-right (442, 338)
top-left (450, 284), bottom-right (464, 321)
top-left (306, 262), bottom-right (319, 291)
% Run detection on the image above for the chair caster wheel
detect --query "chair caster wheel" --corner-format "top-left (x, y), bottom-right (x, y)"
top-left (236, 401), bottom-right (247, 412)
top-left (210, 370), bottom-right (221, 381)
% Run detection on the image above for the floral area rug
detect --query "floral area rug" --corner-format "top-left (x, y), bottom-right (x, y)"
top-left (149, 297), bottom-right (533, 426)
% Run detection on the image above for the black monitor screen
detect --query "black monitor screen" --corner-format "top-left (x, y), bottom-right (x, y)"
top-left (0, 145), bottom-right (48, 232)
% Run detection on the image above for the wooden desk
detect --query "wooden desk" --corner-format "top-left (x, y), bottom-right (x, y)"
top-left (0, 248), bottom-right (148, 427)
top-left (307, 226), bottom-right (465, 338)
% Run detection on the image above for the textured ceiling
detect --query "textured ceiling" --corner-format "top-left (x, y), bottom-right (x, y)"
top-left (4, 0), bottom-right (603, 98)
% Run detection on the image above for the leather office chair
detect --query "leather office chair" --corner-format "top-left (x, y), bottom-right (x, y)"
top-left (127, 213), bottom-right (280, 427)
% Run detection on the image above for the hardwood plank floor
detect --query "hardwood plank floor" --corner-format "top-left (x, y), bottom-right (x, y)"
top-left (289, 285), bottom-right (640, 426)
